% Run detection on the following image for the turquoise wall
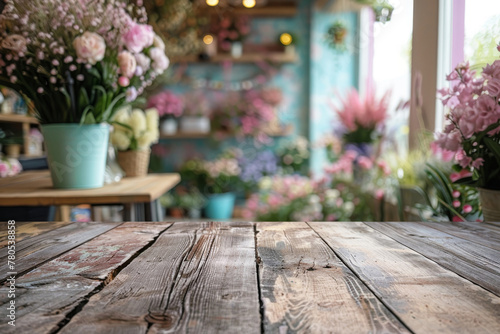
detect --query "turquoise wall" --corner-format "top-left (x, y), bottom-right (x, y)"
top-left (154, 1), bottom-right (359, 175)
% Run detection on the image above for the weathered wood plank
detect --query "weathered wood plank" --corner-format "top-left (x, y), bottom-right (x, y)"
top-left (0, 222), bottom-right (170, 334)
top-left (0, 277), bottom-right (101, 334)
top-left (311, 221), bottom-right (500, 334)
top-left (59, 221), bottom-right (261, 334)
top-left (0, 221), bottom-right (121, 282)
top-left (20, 222), bottom-right (172, 282)
top-left (257, 222), bottom-right (409, 333)
top-left (414, 220), bottom-right (500, 251)
top-left (0, 221), bottom-right (74, 248)
top-left (365, 221), bottom-right (500, 297)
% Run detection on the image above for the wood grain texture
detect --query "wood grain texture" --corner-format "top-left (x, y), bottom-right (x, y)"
top-left (60, 221), bottom-right (261, 334)
top-left (0, 276), bottom-right (101, 334)
top-left (0, 221), bottom-right (120, 282)
top-left (256, 222), bottom-right (409, 334)
top-left (311, 221), bottom-right (500, 334)
top-left (0, 171), bottom-right (180, 206)
top-left (413, 220), bottom-right (500, 251)
top-left (0, 222), bottom-right (169, 334)
top-left (0, 221), bottom-right (74, 248)
top-left (20, 222), bottom-right (172, 282)
top-left (365, 221), bottom-right (500, 297)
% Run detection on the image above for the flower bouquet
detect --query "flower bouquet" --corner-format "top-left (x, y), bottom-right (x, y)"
top-left (435, 49), bottom-right (500, 221)
top-left (0, 156), bottom-right (22, 178)
top-left (212, 14), bottom-right (250, 53)
top-left (211, 90), bottom-right (275, 144)
top-left (111, 106), bottom-right (159, 177)
top-left (0, 0), bottom-right (169, 188)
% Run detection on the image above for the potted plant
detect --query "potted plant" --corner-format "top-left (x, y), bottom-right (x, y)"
top-left (0, 0), bottom-right (169, 189)
top-left (212, 14), bottom-right (250, 58)
top-left (180, 91), bottom-right (211, 134)
top-left (325, 20), bottom-right (348, 51)
top-left (0, 128), bottom-right (23, 158)
top-left (180, 152), bottom-right (242, 220)
top-left (435, 52), bottom-right (500, 222)
top-left (111, 107), bottom-right (160, 177)
top-left (147, 90), bottom-right (184, 135)
top-left (178, 188), bottom-right (207, 219)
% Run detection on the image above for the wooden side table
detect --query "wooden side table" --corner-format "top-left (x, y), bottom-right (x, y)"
top-left (0, 170), bottom-right (180, 221)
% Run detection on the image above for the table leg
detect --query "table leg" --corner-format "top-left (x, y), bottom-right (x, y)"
top-left (155, 200), bottom-right (164, 222)
top-left (145, 202), bottom-right (154, 222)
top-left (123, 203), bottom-right (135, 222)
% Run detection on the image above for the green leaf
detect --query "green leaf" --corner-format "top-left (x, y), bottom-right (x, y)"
top-left (87, 67), bottom-right (101, 80)
top-left (484, 137), bottom-right (500, 165)
top-left (83, 112), bottom-right (96, 125)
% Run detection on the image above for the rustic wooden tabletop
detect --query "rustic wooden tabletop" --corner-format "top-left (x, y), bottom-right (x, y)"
top-left (0, 220), bottom-right (499, 333)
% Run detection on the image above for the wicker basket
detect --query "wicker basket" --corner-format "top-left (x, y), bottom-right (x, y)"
top-left (116, 149), bottom-right (150, 177)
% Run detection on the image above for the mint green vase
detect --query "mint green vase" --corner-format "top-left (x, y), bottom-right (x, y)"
top-left (41, 123), bottom-right (110, 189)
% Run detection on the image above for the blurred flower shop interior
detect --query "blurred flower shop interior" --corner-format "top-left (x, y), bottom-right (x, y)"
top-left (1, 0), bottom-right (500, 223)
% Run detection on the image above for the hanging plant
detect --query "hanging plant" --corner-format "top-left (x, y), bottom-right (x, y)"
top-left (325, 20), bottom-right (348, 51)
top-left (351, 0), bottom-right (394, 23)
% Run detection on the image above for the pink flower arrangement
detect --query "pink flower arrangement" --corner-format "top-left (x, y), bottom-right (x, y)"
top-left (0, 0), bottom-right (169, 124)
top-left (211, 89), bottom-right (276, 144)
top-left (0, 157), bottom-right (22, 177)
top-left (330, 86), bottom-right (390, 144)
top-left (213, 15), bottom-right (251, 51)
top-left (435, 48), bottom-right (500, 189)
top-left (147, 90), bottom-right (184, 119)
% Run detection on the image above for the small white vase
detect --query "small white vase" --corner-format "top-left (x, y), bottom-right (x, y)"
top-left (231, 42), bottom-right (243, 58)
top-left (180, 116), bottom-right (211, 134)
top-left (161, 118), bottom-right (178, 135)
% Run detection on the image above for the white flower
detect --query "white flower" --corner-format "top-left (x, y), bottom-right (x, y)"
top-left (135, 53), bottom-right (151, 72)
top-left (145, 108), bottom-right (159, 131)
top-left (153, 34), bottom-right (165, 51)
top-left (325, 189), bottom-right (340, 200)
top-left (73, 31), bottom-right (106, 65)
top-left (259, 176), bottom-right (272, 190)
top-left (129, 109), bottom-right (147, 138)
top-left (137, 130), bottom-right (159, 150)
top-left (111, 131), bottom-right (131, 151)
top-left (149, 47), bottom-right (169, 74)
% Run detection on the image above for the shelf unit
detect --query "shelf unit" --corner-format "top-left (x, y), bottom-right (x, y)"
top-left (160, 124), bottom-right (293, 139)
top-left (0, 114), bottom-right (41, 157)
top-left (170, 50), bottom-right (297, 64)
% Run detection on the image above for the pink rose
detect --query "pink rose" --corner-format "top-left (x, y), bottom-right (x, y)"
top-left (73, 32), bottom-right (106, 65)
top-left (118, 51), bottom-right (136, 78)
top-left (123, 23), bottom-right (154, 53)
top-left (118, 76), bottom-right (130, 87)
top-left (1, 34), bottom-right (27, 55)
top-left (357, 156), bottom-right (373, 170)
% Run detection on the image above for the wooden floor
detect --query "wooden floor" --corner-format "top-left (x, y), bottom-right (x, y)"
top-left (0, 220), bottom-right (499, 333)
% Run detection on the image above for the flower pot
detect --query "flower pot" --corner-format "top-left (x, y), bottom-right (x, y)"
top-left (204, 192), bottom-right (236, 220)
top-left (116, 149), bottom-right (150, 177)
top-left (230, 42), bottom-right (243, 58)
top-left (161, 118), bottom-right (178, 135)
top-left (478, 188), bottom-right (500, 222)
top-left (5, 144), bottom-right (21, 158)
top-left (41, 123), bottom-right (109, 189)
top-left (180, 116), bottom-right (211, 134)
